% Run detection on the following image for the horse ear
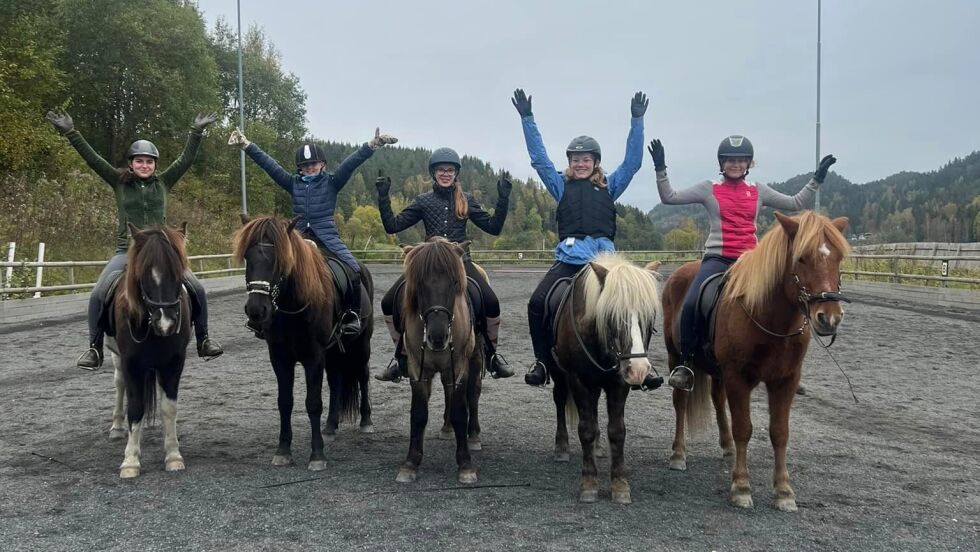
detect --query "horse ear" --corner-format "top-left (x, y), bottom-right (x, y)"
top-left (178, 221), bottom-right (188, 237)
top-left (455, 240), bottom-right (471, 257)
top-left (401, 244), bottom-right (414, 255)
top-left (127, 222), bottom-right (142, 242)
top-left (286, 216), bottom-right (301, 234)
top-left (239, 213), bottom-right (250, 226)
top-left (831, 216), bottom-right (849, 233)
top-left (589, 261), bottom-right (609, 285)
top-left (774, 212), bottom-right (799, 238)
top-left (644, 260), bottom-right (661, 272)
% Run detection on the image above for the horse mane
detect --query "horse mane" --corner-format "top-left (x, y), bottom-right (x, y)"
top-left (120, 225), bottom-right (188, 319)
top-left (725, 211), bottom-right (851, 314)
top-left (402, 237), bottom-right (466, 317)
top-left (232, 215), bottom-right (332, 308)
top-left (580, 252), bottom-right (662, 345)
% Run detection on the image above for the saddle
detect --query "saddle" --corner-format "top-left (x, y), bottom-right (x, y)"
top-left (390, 277), bottom-right (483, 334)
top-left (544, 277), bottom-right (574, 345)
top-left (690, 272), bottom-right (728, 375)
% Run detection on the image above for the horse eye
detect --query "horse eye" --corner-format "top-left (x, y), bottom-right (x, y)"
top-left (798, 258), bottom-right (808, 265)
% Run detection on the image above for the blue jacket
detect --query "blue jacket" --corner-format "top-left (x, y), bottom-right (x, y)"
top-left (520, 115), bottom-right (644, 265)
top-left (245, 142), bottom-right (374, 272)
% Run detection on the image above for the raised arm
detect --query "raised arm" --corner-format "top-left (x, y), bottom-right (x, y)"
top-left (228, 127), bottom-right (295, 193)
top-left (760, 155), bottom-right (836, 211)
top-left (467, 174), bottom-right (511, 236)
top-left (513, 89), bottom-right (564, 200)
top-left (647, 139), bottom-right (714, 206)
top-left (332, 128), bottom-right (398, 191)
top-left (375, 173), bottom-right (423, 234)
top-left (46, 109), bottom-right (120, 186)
top-left (607, 92), bottom-right (648, 200)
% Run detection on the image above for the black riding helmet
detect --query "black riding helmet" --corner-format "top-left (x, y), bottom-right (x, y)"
top-left (717, 135), bottom-right (754, 163)
top-left (295, 143), bottom-right (327, 168)
top-left (428, 147), bottom-right (461, 178)
top-left (566, 135), bottom-right (601, 162)
top-left (127, 140), bottom-right (159, 159)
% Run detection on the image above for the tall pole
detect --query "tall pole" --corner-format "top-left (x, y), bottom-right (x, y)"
top-left (237, 0), bottom-right (248, 215)
top-left (814, 0), bottom-right (822, 212)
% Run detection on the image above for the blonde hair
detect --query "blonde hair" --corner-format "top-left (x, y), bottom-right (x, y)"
top-left (563, 165), bottom-right (607, 187)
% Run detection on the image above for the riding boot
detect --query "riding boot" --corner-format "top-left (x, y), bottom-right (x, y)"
top-left (376, 334), bottom-right (407, 382)
top-left (76, 335), bottom-right (104, 371)
top-left (383, 315), bottom-right (400, 346)
top-left (340, 274), bottom-right (362, 336)
top-left (524, 360), bottom-right (548, 386)
top-left (484, 316), bottom-right (513, 378)
top-left (196, 333), bottom-right (224, 360)
top-left (631, 371), bottom-right (665, 391)
top-left (667, 359), bottom-right (695, 392)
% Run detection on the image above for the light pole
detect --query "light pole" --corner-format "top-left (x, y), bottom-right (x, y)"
top-left (814, 0), bottom-right (822, 212)
top-left (237, 0), bottom-right (248, 215)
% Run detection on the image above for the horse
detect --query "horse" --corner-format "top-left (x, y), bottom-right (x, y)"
top-left (105, 223), bottom-right (192, 479)
top-left (549, 253), bottom-right (662, 504)
top-left (232, 215), bottom-right (373, 471)
top-left (663, 211), bottom-right (849, 511)
top-left (396, 237), bottom-right (483, 484)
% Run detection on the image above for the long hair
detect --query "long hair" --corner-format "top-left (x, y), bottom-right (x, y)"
top-left (452, 183), bottom-right (469, 219)
top-left (232, 216), bottom-right (333, 308)
top-left (579, 252), bottom-right (661, 345)
top-left (724, 211), bottom-right (850, 313)
top-left (563, 165), bottom-right (607, 187)
top-left (119, 226), bottom-right (188, 320)
top-left (401, 237), bottom-right (466, 317)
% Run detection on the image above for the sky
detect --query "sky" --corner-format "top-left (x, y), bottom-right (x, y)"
top-left (197, 0), bottom-right (980, 211)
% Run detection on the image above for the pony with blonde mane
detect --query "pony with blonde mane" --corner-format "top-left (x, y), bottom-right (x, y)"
top-left (550, 252), bottom-right (661, 504)
top-left (662, 211), bottom-right (850, 511)
top-left (233, 215), bottom-right (374, 471)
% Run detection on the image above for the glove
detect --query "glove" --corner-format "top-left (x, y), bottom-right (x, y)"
top-left (45, 108), bottom-right (74, 134)
top-left (369, 127), bottom-right (398, 150)
top-left (375, 170), bottom-right (391, 196)
top-left (497, 171), bottom-right (513, 198)
top-left (511, 89), bottom-right (533, 117)
top-left (647, 139), bottom-right (666, 171)
top-left (631, 91), bottom-right (649, 118)
top-left (814, 154), bottom-right (836, 183)
top-left (192, 112), bottom-right (218, 131)
top-left (227, 127), bottom-right (250, 148)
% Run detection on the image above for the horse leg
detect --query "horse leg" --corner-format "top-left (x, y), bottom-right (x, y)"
top-left (109, 358), bottom-right (127, 441)
top-left (397, 379), bottom-right (432, 483)
top-left (270, 353), bottom-right (296, 467)
top-left (303, 359), bottom-right (327, 471)
top-left (606, 384), bottom-right (631, 504)
top-left (571, 378), bottom-right (600, 503)
top-left (767, 376), bottom-right (800, 512)
top-left (158, 364), bottom-right (185, 473)
top-left (466, 354), bottom-right (482, 451)
top-left (439, 384), bottom-right (453, 440)
top-left (449, 370), bottom-right (477, 484)
top-left (726, 378), bottom-right (754, 508)
top-left (323, 367), bottom-right (340, 442)
top-left (552, 369), bottom-right (570, 463)
top-left (669, 387), bottom-right (689, 470)
top-left (711, 376), bottom-right (735, 464)
top-left (120, 366), bottom-right (145, 479)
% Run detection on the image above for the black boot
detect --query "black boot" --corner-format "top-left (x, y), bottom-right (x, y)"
top-left (340, 276), bottom-right (362, 336)
top-left (524, 360), bottom-right (548, 386)
top-left (196, 335), bottom-right (224, 360)
top-left (667, 363), bottom-right (695, 391)
top-left (485, 340), bottom-right (514, 379)
top-left (631, 371), bottom-right (665, 391)
top-left (76, 344), bottom-right (103, 371)
top-left (376, 354), bottom-right (407, 382)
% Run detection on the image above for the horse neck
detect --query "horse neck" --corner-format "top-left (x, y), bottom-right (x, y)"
top-left (737, 277), bottom-right (805, 335)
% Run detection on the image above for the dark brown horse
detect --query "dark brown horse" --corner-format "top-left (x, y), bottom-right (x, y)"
top-left (663, 211), bottom-right (849, 511)
top-left (107, 223), bottom-right (192, 479)
top-left (550, 253), bottom-right (662, 503)
top-left (232, 215), bottom-right (373, 471)
top-left (396, 237), bottom-right (483, 484)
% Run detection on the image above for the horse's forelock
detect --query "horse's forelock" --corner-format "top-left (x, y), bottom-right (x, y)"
top-left (402, 240), bottom-right (465, 316)
top-left (582, 253), bottom-right (661, 345)
top-left (121, 226), bottom-right (188, 319)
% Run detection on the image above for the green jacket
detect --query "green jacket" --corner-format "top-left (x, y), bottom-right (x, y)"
top-left (65, 128), bottom-right (203, 251)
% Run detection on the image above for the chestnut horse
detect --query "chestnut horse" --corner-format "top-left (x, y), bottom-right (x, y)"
top-left (663, 211), bottom-right (849, 511)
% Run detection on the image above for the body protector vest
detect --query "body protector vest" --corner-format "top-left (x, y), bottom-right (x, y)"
top-left (556, 178), bottom-right (617, 240)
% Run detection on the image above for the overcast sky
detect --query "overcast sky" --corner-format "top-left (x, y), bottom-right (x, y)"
top-left (198, 0), bottom-right (980, 211)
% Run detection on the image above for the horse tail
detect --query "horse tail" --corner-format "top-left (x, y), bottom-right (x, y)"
top-left (685, 370), bottom-right (712, 437)
top-left (138, 368), bottom-right (158, 425)
top-left (337, 368), bottom-right (361, 424)
top-left (564, 389), bottom-right (578, 429)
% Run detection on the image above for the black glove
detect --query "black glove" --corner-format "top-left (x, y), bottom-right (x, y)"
top-left (45, 108), bottom-right (74, 134)
top-left (375, 170), bottom-right (391, 196)
top-left (631, 91), bottom-right (649, 118)
top-left (647, 139), bottom-right (666, 171)
top-left (192, 112), bottom-right (218, 131)
top-left (814, 154), bottom-right (836, 183)
top-left (511, 89), bottom-right (533, 118)
top-left (497, 171), bottom-right (513, 198)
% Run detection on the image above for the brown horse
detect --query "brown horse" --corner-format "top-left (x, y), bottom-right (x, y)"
top-left (550, 253), bottom-right (662, 503)
top-left (663, 211), bottom-right (849, 511)
top-left (396, 237), bottom-right (483, 484)
top-left (107, 223), bottom-right (192, 479)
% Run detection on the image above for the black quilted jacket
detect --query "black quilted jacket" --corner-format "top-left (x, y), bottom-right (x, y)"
top-left (378, 183), bottom-right (509, 242)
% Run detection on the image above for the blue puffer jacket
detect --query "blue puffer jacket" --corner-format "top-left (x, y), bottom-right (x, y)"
top-left (245, 143), bottom-right (374, 272)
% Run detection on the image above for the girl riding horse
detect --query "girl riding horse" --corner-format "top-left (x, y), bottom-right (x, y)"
top-left (648, 135), bottom-right (837, 390)
top-left (374, 147), bottom-right (513, 382)
top-left (45, 109), bottom-right (223, 370)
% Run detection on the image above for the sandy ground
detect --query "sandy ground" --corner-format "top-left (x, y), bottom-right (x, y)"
top-left (1, 264), bottom-right (977, 551)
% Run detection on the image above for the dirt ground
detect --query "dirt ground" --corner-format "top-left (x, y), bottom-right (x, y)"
top-left (1, 264), bottom-right (977, 551)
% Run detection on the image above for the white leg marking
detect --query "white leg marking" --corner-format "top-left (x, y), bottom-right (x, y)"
top-left (160, 384), bottom-right (184, 472)
top-left (120, 420), bottom-right (143, 478)
top-left (110, 363), bottom-right (127, 439)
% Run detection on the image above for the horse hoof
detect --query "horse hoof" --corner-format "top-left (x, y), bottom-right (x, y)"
top-left (458, 470), bottom-right (478, 484)
top-left (165, 458), bottom-right (185, 472)
top-left (108, 428), bottom-right (127, 441)
top-left (579, 489), bottom-right (599, 503)
top-left (271, 454), bottom-right (293, 467)
top-left (396, 469), bottom-right (417, 483)
top-left (308, 460), bottom-right (327, 472)
top-left (669, 459), bottom-right (687, 471)
top-left (730, 492), bottom-right (754, 509)
top-left (774, 497), bottom-right (798, 512)
top-left (554, 452), bottom-right (570, 463)
top-left (359, 424), bottom-right (375, 434)
top-left (438, 428), bottom-right (453, 440)
top-left (467, 438), bottom-right (482, 451)
top-left (611, 491), bottom-right (632, 505)
top-left (119, 466), bottom-right (140, 479)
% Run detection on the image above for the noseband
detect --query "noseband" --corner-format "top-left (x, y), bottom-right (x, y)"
top-left (420, 305), bottom-right (454, 352)
top-left (740, 273), bottom-right (851, 341)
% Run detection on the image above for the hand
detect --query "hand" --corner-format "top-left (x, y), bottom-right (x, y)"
top-left (814, 154), bottom-right (836, 183)
top-left (511, 88), bottom-right (533, 117)
top-left (647, 139), bottom-right (666, 171)
top-left (631, 91), bottom-right (649, 118)
top-left (45, 108), bottom-right (74, 134)
top-left (227, 127), bottom-right (250, 148)
top-left (375, 169), bottom-right (391, 196)
top-left (369, 127), bottom-right (398, 149)
top-left (497, 170), bottom-right (513, 198)
top-left (192, 112), bottom-right (218, 131)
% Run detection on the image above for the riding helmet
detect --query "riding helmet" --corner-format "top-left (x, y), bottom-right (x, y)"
top-left (566, 135), bottom-right (601, 162)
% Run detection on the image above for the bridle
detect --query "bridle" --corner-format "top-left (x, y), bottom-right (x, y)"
top-left (244, 243), bottom-right (309, 315)
top-left (739, 272), bottom-right (851, 344)
top-left (130, 281), bottom-right (184, 344)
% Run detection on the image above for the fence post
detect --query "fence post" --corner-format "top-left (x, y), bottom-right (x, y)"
top-left (890, 255), bottom-right (900, 284)
top-left (33, 242), bottom-right (46, 298)
top-left (3, 242), bottom-right (15, 299)
top-left (940, 259), bottom-right (949, 288)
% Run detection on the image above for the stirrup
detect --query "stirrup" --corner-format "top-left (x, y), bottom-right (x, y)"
top-left (524, 360), bottom-right (548, 387)
top-left (76, 347), bottom-right (103, 371)
top-left (375, 356), bottom-right (404, 383)
top-left (668, 365), bottom-right (695, 392)
top-left (488, 353), bottom-right (514, 379)
top-left (340, 311), bottom-right (361, 336)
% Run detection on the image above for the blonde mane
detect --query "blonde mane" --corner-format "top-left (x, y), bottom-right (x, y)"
top-left (580, 252), bottom-right (662, 344)
top-left (725, 211), bottom-right (850, 313)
